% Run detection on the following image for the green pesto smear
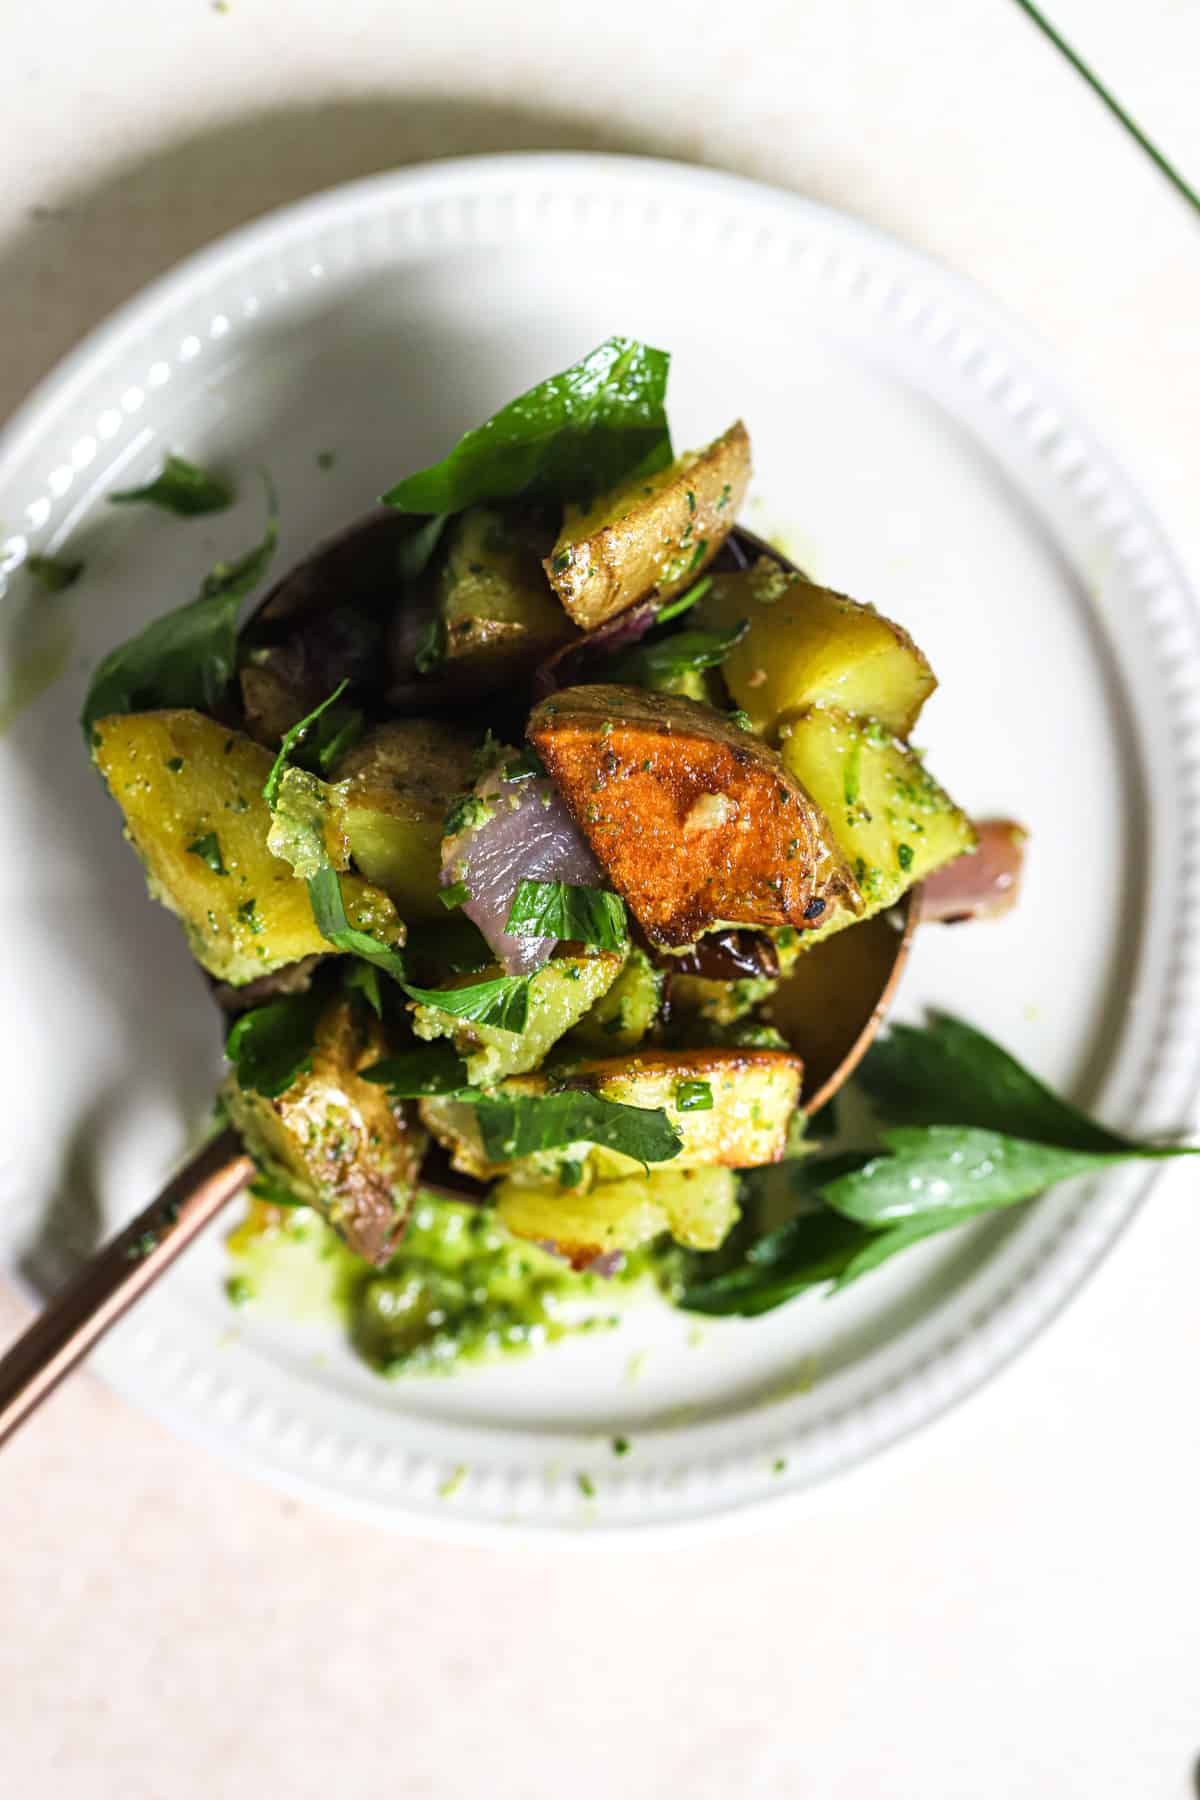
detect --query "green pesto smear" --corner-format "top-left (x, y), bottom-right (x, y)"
top-left (227, 1191), bottom-right (686, 1378)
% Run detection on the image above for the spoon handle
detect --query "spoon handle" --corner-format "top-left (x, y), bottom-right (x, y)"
top-left (0, 1129), bottom-right (254, 1450)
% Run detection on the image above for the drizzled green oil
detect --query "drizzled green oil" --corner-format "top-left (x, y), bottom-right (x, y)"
top-left (227, 1191), bottom-right (685, 1378)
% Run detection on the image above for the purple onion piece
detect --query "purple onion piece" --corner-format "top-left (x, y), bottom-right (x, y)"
top-left (533, 600), bottom-right (659, 697)
top-left (442, 772), bottom-right (604, 976)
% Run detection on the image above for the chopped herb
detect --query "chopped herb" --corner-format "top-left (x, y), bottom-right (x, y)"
top-left (610, 619), bottom-right (749, 688)
top-left (404, 973), bottom-right (531, 1034)
top-left (612, 1436), bottom-right (630, 1456)
top-left (382, 337), bottom-right (673, 514)
top-left (439, 880), bottom-right (471, 910)
top-left (443, 792), bottom-right (494, 837)
top-left (109, 454), bottom-right (234, 516)
top-left (897, 842), bottom-right (914, 871)
top-left (307, 864), bottom-right (409, 986)
top-left (27, 552), bottom-right (84, 592)
top-left (344, 961), bottom-right (383, 1018)
top-left (771, 1458), bottom-right (787, 1475)
top-left (558, 1158), bottom-right (584, 1188)
top-left (474, 1092), bottom-right (682, 1166)
top-left (262, 680), bottom-right (349, 809)
top-left (843, 738), bottom-right (862, 808)
top-left (551, 549), bottom-right (573, 573)
top-left (728, 708), bottom-right (753, 731)
top-left (577, 1473), bottom-right (596, 1499)
top-left (225, 987), bottom-right (326, 1098)
top-left (503, 748), bottom-right (547, 783)
top-left (80, 482), bottom-right (277, 737)
top-left (654, 573), bottom-right (712, 627)
top-left (186, 832), bottom-right (226, 875)
top-left (361, 1044), bottom-right (473, 1097)
top-left (316, 450), bottom-right (337, 471)
top-left (165, 756), bottom-right (184, 773)
top-left (506, 879), bottom-right (627, 950)
top-left (238, 897), bottom-right (263, 934)
top-left (675, 1080), bottom-right (714, 1113)
top-left (414, 612), bottom-right (446, 675)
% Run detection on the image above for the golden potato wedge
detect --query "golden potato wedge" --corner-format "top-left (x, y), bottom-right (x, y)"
top-left (93, 710), bottom-right (403, 984)
top-left (563, 945), bottom-right (662, 1053)
top-left (544, 422), bottom-right (752, 630)
top-left (528, 683), bottom-right (861, 946)
top-left (224, 996), bottom-right (426, 1264)
top-left (436, 506), bottom-right (575, 682)
top-left (780, 705), bottom-right (975, 934)
top-left (421, 1046), bottom-right (803, 1181)
top-left (494, 1165), bottom-right (739, 1265)
top-left (699, 558), bottom-right (936, 739)
top-left (333, 719), bottom-right (477, 921)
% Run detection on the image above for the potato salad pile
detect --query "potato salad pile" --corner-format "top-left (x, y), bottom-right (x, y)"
top-left (85, 338), bottom-right (975, 1280)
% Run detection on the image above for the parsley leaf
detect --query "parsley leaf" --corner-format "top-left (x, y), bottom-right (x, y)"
top-left (307, 864), bottom-right (409, 985)
top-left (225, 987), bottom-right (325, 1099)
top-left (27, 553), bottom-right (84, 593)
top-left (382, 338), bottom-right (673, 514)
top-left (474, 1092), bottom-right (682, 1166)
top-left (344, 961), bottom-right (383, 1018)
top-left (675, 1080), bottom-right (713, 1113)
top-left (185, 831), bottom-right (226, 874)
top-left (505, 880), bottom-right (627, 950)
top-left (440, 881), bottom-right (471, 910)
top-left (822, 1124), bottom-right (1194, 1227)
top-left (109, 454), bottom-right (234, 516)
top-left (404, 974), bottom-right (531, 1035)
top-left (609, 620), bottom-right (748, 688)
top-left (857, 1013), bottom-right (1133, 1153)
top-left (361, 1044), bottom-right (473, 1097)
top-left (263, 680), bottom-right (349, 809)
top-left (80, 486), bottom-right (278, 737)
top-left (679, 1015), bottom-right (1200, 1318)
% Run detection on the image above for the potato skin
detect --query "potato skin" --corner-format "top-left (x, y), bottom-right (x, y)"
top-left (528, 683), bottom-right (861, 946)
top-left (334, 720), bottom-right (477, 921)
top-left (544, 422), bottom-right (752, 630)
top-left (224, 996), bottom-right (426, 1265)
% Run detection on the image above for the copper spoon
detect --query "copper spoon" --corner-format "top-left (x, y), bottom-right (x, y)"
top-left (0, 527), bottom-right (919, 1450)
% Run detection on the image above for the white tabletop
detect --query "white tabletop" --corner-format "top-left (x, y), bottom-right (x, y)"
top-left (3, 3), bottom-right (1199, 1795)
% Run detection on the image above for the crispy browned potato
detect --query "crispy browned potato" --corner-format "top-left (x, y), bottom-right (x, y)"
top-left (544, 422), bottom-right (752, 630)
top-left (223, 996), bottom-right (427, 1264)
top-left (528, 684), bottom-right (861, 946)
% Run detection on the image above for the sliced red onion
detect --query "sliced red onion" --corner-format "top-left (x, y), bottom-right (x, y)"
top-left (533, 600), bottom-right (659, 697)
top-left (919, 819), bottom-right (1028, 924)
top-left (442, 767), bottom-right (604, 976)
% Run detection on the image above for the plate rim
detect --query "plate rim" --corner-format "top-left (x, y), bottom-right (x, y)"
top-left (4, 149), bottom-right (1200, 1541)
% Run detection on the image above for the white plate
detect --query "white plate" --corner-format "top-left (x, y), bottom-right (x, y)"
top-left (2, 154), bottom-right (1199, 1541)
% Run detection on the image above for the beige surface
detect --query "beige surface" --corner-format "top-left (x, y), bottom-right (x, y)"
top-left (3, 3), bottom-right (1200, 1795)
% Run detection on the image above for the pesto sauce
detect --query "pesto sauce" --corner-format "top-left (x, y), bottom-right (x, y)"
top-left (226, 1192), bottom-right (685, 1379)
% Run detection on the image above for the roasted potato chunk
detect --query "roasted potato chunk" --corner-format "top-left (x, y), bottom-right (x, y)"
top-left (224, 996), bottom-right (426, 1264)
top-left (699, 559), bottom-right (936, 739)
top-left (545, 422), bottom-right (752, 629)
top-left (529, 684), bottom-right (861, 946)
top-left (494, 1165), bottom-right (739, 1264)
top-left (410, 951), bottom-right (624, 1085)
top-left (92, 710), bottom-right (403, 984)
top-left (563, 945), bottom-right (661, 1053)
top-left (333, 720), bottom-right (477, 921)
top-left (780, 705), bottom-right (975, 932)
top-left (422, 1046), bottom-right (803, 1181)
top-left (436, 506), bottom-right (574, 684)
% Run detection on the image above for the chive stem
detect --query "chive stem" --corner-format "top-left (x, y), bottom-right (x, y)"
top-left (1009, 0), bottom-right (1200, 220)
